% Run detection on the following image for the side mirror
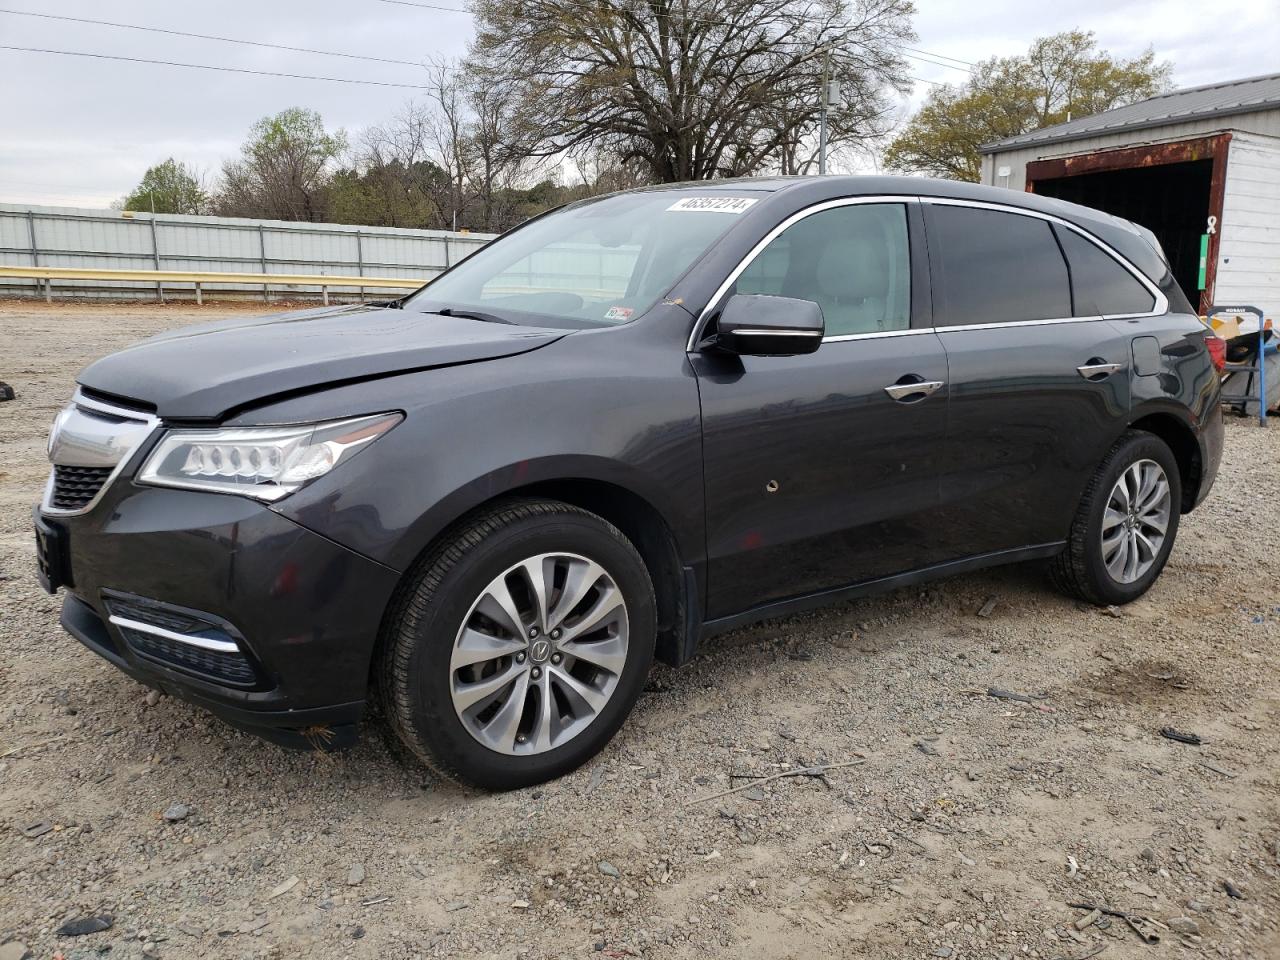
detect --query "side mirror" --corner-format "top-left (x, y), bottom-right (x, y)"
top-left (711, 294), bottom-right (824, 356)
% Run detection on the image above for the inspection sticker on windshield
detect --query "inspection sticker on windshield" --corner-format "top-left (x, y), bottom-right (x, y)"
top-left (667, 196), bottom-right (758, 214)
top-left (604, 306), bottom-right (634, 322)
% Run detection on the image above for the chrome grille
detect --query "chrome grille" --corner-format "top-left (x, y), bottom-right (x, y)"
top-left (41, 391), bottom-right (158, 517)
top-left (49, 465), bottom-right (114, 511)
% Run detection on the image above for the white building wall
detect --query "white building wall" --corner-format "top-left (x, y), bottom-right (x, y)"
top-left (1216, 130), bottom-right (1280, 322)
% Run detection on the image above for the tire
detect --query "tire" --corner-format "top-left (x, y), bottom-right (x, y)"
top-left (1050, 430), bottom-right (1182, 606)
top-left (377, 498), bottom-right (656, 789)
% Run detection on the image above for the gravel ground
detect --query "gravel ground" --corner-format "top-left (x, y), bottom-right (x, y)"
top-left (1, 300), bottom-right (1279, 960)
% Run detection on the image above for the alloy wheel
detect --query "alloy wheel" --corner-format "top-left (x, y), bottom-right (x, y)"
top-left (1101, 458), bottom-right (1171, 584)
top-left (450, 552), bottom-right (629, 755)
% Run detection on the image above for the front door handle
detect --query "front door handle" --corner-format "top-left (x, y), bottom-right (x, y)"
top-left (1076, 360), bottom-right (1124, 380)
top-left (884, 376), bottom-right (945, 402)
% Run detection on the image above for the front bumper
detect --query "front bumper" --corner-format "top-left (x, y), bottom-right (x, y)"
top-left (36, 481), bottom-right (402, 750)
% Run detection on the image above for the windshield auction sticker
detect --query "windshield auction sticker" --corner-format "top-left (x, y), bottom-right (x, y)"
top-left (666, 196), bottom-right (759, 214)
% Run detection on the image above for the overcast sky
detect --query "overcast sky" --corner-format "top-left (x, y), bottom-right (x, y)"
top-left (2, 0), bottom-right (1276, 208)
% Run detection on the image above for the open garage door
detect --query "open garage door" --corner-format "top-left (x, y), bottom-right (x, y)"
top-left (1026, 134), bottom-right (1230, 313)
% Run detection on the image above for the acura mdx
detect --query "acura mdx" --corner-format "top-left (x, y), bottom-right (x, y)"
top-left (34, 177), bottom-right (1223, 788)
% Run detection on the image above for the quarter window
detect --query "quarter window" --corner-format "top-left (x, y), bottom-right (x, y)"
top-left (928, 205), bottom-right (1071, 326)
top-left (732, 203), bottom-right (911, 337)
top-left (1054, 225), bottom-right (1157, 316)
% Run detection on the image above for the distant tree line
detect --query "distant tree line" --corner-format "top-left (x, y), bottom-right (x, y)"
top-left (120, 0), bottom-right (917, 231)
top-left (119, 95), bottom-right (655, 233)
top-left (118, 11), bottom-right (1174, 230)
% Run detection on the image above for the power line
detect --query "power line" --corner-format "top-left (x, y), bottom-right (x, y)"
top-left (0, 3), bottom-right (971, 82)
top-left (0, 7), bottom-right (426, 67)
top-left (901, 46), bottom-right (973, 68)
top-left (373, 0), bottom-right (974, 70)
top-left (0, 45), bottom-right (435, 88)
top-left (375, 0), bottom-right (472, 12)
top-left (0, 42), bottom-right (944, 97)
top-left (901, 52), bottom-right (971, 73)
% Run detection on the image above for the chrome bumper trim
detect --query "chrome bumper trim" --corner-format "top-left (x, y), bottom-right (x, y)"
top-left (107, 614), bottom-right (241, 654)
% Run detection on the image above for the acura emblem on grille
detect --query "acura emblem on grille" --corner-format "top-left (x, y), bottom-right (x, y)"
top-left (41, 392), bottom-right (158, 516)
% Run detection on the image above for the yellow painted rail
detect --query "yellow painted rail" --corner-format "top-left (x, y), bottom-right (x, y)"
top-left (0, 265), bottom-right (426, 304)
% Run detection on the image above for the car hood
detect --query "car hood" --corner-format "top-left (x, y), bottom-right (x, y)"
top-left (76, 303), bottom-right (570, 420)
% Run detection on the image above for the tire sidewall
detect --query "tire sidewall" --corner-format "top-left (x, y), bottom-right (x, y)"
top-left (1083, 434), bottom-right (1182, 603)
top-left (402, 510), bottom-right (655, 789)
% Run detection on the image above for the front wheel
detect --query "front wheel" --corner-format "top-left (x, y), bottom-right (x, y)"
top-left (1050, 430), bottom-right (1182, 606)
top-left (377, 499), bottom-right (656, 789)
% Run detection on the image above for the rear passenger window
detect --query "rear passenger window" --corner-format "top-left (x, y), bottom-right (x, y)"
top-left (1054, 226), bottom-right (1157, 316)
top-left (928, 205), bottom-right (1070, 326)
top-left (733, 203), bottom-right (910, 337)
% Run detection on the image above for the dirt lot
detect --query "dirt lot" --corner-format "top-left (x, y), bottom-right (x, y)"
top-left (1, 300), bottom-right (1279, 960)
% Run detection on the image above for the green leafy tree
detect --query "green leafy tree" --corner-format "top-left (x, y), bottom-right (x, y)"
top-left (215, 108), bottom-right (347, 221)
top-left (326, 160), bottom-right (447, 228)
top-left (885, 30), bottom-right (1173, 181)
top-left (121, 158), bottom-right (208, 214)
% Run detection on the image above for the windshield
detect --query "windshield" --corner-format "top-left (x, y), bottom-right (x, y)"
top-left (404, 190), bottom-right (764, 328)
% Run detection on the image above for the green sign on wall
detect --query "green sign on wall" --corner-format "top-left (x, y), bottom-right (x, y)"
top-left (1197, 234), bottom-right (1209, 291)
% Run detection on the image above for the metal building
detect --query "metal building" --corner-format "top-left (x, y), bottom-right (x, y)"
top-left (979, 72), bottom-right (1280, 317)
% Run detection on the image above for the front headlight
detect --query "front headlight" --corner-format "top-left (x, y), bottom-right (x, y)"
top-left (137, 412), bottom-right (402, 502)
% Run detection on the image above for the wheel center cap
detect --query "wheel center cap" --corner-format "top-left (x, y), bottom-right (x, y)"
top-left (529, 638), bottom-right (552, 664)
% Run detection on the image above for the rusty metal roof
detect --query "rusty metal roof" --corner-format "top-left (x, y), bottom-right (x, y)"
top-left (979, 72), bottom-right (1280, 154)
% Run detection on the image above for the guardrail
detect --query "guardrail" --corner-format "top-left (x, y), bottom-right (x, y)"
top-left (0, 265), bottom-right (425, 305)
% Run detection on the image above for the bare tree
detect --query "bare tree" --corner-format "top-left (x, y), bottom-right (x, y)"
top-left (469, 0), bottom-right (914, 182)
top-left (571, 152), bottom-right (651, 197)
top-left (468, 82), bottom-right (544, 231)
top-left (420, 60), bottom-right (474, 232)
top-left (353, 101), bottom-right (449, 228)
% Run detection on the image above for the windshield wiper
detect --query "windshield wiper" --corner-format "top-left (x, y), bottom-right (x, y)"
top-left (430, 306), bottom-right (515, 325)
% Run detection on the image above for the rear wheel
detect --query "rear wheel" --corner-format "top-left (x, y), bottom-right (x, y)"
top-left (1050, 431), bottom-right (1182, 606)
top-left (378, 499), bottom-right (655, 789)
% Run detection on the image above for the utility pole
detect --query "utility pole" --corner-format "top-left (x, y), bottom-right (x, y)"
top-left (818, 49), bottom-right (830, 175)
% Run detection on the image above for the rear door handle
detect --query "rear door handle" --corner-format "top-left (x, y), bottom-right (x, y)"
top-left (1076, 361), bottom-right (1124, 380)
top-left (884, 377), bottom-right (945, 402)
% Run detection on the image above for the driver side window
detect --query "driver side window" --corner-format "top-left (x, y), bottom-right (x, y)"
top-left (734, 203), bottom-right (911, 337)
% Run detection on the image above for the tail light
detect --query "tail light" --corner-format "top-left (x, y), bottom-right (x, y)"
top-left (1205, 334), bottom-right (1226, 372)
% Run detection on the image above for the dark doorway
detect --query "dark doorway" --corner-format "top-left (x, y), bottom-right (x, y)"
top-left (1032, 160), bottom-right (1212, 308)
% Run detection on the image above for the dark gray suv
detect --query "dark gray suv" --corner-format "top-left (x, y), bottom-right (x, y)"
top-left (34, 176), bottom-right (1223, 788)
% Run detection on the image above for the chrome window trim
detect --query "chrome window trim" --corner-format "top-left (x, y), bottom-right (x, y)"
top-left (686, 193), bottom-right (1168, 351)
top-left (686, 195), bottom-right (919, 352)
top-left (40, 390), bottom-right (160, 518)
top-left (824, 327), bottom-right (936, 343)
top-left (920, 197), bottom-right (1168, 320)
top-left (107, 614), bottom-right (242, 654)
top-left (939, 314), bottom-right (1104, 334)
